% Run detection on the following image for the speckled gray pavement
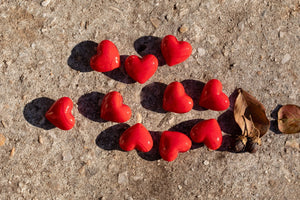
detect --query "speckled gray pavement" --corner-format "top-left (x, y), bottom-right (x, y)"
top-left (0, 0), bottom-right (299, 199)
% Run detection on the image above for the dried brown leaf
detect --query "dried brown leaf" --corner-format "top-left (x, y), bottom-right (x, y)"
top-left (278, 104), bottom-right (300, 134)
top-left (234, 89), bottom-right (270, 139)
top-left (234, 91), bottom-right (249, 134)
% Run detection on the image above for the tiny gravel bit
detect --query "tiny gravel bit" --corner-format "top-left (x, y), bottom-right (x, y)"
top-left (0, 133), bottom-right (5, 146)
top-left (10, 147), bottom-right (15, 157)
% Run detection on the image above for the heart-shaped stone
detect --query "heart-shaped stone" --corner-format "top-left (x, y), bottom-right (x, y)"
top-left (161, 35), bottom-right (192, 66)
top-left (163, 81), bottom-right (193, 113)
top-left (119, 123), bottom-right (153, 152)
top-left (45, 97), bottom-right (75, 130)
top-left (90, 40), bottom-right (120, 72)
top-left (100, 91), bottom-right (131, 123)
top-left (124, 54), bottom-right (158, 84)
top-left (190, 119), bottom-right (222, 150)
top-left (199, 79), bottom-right (229, 111)
top-left (159, 131), bottom-right (192, 162)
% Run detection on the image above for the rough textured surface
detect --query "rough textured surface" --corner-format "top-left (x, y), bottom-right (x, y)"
top-left (0, 0), bottom-right (299, 199)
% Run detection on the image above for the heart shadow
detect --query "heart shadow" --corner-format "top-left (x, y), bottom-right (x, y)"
top-left (140, 82), bottom-right (168, 113)
top-left (181, 79), bottom-right (206, 111)
top-left (102, 55), bottom-right (136, 84)
top-left (134, 36), bottom-right (165, 66)
top-left (23, 97), bottom-right (56, 130)
top-left (77, 92), bottom-right (107, 123)
top-left (169, 119), bottom-right (204, 150)
top-left (216, 89), bottom-right (247, 153)
top-left (217, 110), bottom-right (241, 137)
top-left (270, 104), bottom-right (283, 134)
top-left (137, 131), bottom-right (162, 161)
top-left (95, 123), bottom-right (130, 151)
top-left (67, 40), bottom-right (97, 72)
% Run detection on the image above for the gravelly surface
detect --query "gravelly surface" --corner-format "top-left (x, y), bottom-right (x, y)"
top-left (0, 0), bottom-right (299, 199)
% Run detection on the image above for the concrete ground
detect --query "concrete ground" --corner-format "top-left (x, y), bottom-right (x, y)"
top-left (0, 0), bottom-right (299, 199)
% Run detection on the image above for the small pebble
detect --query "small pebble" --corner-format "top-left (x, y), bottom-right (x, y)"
top-left (41, 0), bottom-right (51, 7)
top-left (80, 21), bottom-right (85, 28)
top-left (78, 166), bottom-right (86, 175)
top-left (136, 113), bottom-right (142, 123)
top-left (178, 185), bottom-right (182, 190)
top-left (184, 179), bottom-right (188, 185)
top-left (179, 8), bottom-right (189, 17)
top-left (197, 48), bottom-right (206, 57)
top-left (0, 133), bottom-right (5, 146)
top-left (62, 150), bottom-right (73, 161)
top-left (10, 147), bottom-right (15, 157)
top-left (150, 17), bottom-right (161, 28)
top-left (207, 35), bottom-right (219, 45)
top-left (179, 24), bottom-right (189, 33)
top-left (268, 180), bottom-right (276, 187)
top-left (165, 14), bottom-right (171, 21)
top-left (107, 80), bottom-right (114, 87)
top-left (118, 171), bottom-right (129, 185)
top-left (38, 135), bottom-right (43, 144)
top-left (168, 116), bottom-right (175, 125)
top-left (1, 120), bottom-right (7, 128)
top-left (109, 6), bottom-right (122, 14)
top-left (238, 21), bottom-right (244, 31)
top-left (285, 140), bottom-right (300, 150)
top-left (116, 82), bottom-right (126, 90)
top-left (257, 71), bottom-right (263, 75)
top-left (267, 138), bottom-right (272, 143)
top-left (203, 160), bottom-right (209, 165)
top-left (281, 53), bottom-right (291, 64)
top-left (132, 175), bottom-right (143, 181)
top-left (279, 31), bottom-right (286, 38)
top-left (41, 27), bottom-right (48, 33)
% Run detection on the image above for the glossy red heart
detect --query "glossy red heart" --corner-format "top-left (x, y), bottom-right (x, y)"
top-left (100, 91), bottom-right (131, 123)
top-left (119, 123), bottom-right (153, 152)
top-left (161, 35), bottom-right (192, 66)
top-left (199, 79), bottom-right (229, 111)
top-left (90, 40), bottom-right (120, 72)
top-left (159, 131), bottom-right (192, 162)
top-left (125, 54), bottom-right (158, 84)
top-left (190, 119), bottom-right (222, 150)
top-left (45, 97), bottom-right (75, 130)
top-left (163, 81), bottom-right (193, 113)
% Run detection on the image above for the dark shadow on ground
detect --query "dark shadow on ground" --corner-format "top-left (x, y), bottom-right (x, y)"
top-left (23, 97), bottom-right (56, 130)
top-left (217, 89), bottom-right (241, 135)
top-left (216, 89), bottom-right (243, 152)
top-left (270, 104), bottom-right (283, 134)
top-left (134, 36), bottom-right (165, 66)
top-left (102, 55), bottom-right (136, 84)
top-left (67, 40), bottom-right (97, 72)
top-left (141, 82), bottom-right (168, 113)
top-left (95, 124), bottom-right (130, 151)
top-left (217, 135), bottom-right (237, 152)
top-left (181, 79), bottom-right (206, 111)
top-left (217, 110), bottom-right (241, 136)
top-left (228, 88), bottom-right (239, 109)
top-left (169, 119), bottom-right (204, 150)
top-left (137, 131), bottom-right (162, 161)
top-left (77, 92), bottom-right (106, 123)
